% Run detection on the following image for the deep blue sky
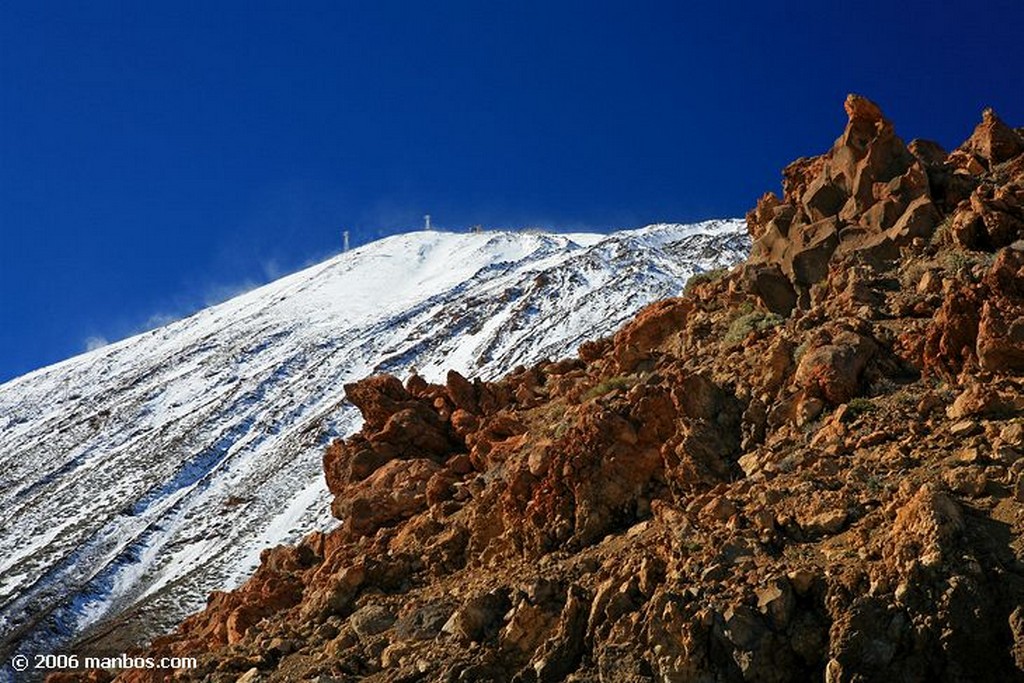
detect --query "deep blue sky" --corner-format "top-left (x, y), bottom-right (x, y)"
top-left (2, 0), bottom-right (1022, 382)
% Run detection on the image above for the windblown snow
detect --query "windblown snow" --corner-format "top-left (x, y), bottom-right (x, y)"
top-left (0, 221), bottom-right (748, 661)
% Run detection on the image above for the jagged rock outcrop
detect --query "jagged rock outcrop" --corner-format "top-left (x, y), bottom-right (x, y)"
top-left (54, 97), bottom-right (1024, 683)
top-left (745, 94), bottom-right (1024, 314)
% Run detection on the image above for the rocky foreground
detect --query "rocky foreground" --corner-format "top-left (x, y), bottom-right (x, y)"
top-left (55, 96), bottom-right (1024, 682)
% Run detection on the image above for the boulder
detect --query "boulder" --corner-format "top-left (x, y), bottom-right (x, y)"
top-left (947, 383), bottom-right (1024, 419)
top-left (742, 263), bottom-right (797, 316)
top-left (612, 298), bottom-right (692, 371)
top-left (908, 138), bottom-right (948, 167)
top-left (977, 249), bottom-right (1024, 373)
top-left (977, 301), bottom-right (1024, 373)
top-left (376, 405), bottom-right (452, 458)
top-left (886, 196), bottom-right (941, 245)
top-left (344, 375), bottom-right (417, 432)
top-left (964, 108), bottom-right (1024, 167)
top-left (861, 197), bottom-right (904, 232)
top-left (446, 370), bottom-right (479, 413)
top-left (788, 216), bottom-right (841, 287)
top-left (923, 287), bottom-right (982, 376)
top-left (746, 191), bottom-right (783, 240)
top-left (802, 175), bottom-right (846, 221)
top-left (442, 591), bottom-right (511, 643)
top-left (350, 604), bottom-right (397, 639)
top-left (332, 458), bottom-right (442, 533)
top-left (794, 331), bottom-right (877, 404)
top-left (885, 485), bottom-right (964, 568)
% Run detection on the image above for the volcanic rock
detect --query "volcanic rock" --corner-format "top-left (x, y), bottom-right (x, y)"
top-left (964, 108), bottom-right (1024, 167)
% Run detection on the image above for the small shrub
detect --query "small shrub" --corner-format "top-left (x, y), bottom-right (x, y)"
top-left (679, 538), bottom-right (703, 554)
top-left (900, 260), bottom-right (929, 289)
top-left (794, 340), bottom-right (810, 363)
top-left (931, 214), bottom-right (953, 246)
top-left (724, 310), bottom-right (784, 344)
top-left (777, 454), bottom-right (798, 473)
top-left (843, 397), bottom-right (877, 421)
top-left (543, 401), bottom-right (567, 421)
top-left (542, 402), bottom-right (568, 437)
top-left (582, 375), bottom-right (634, 401)
top-left (944, 250), bottom-right (970, 276)
top-left (683, 267), bottom-right (728, 297)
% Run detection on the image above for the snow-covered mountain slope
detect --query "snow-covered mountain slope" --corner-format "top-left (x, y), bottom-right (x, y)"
top-left (0, 220), bottom-right (748, 661)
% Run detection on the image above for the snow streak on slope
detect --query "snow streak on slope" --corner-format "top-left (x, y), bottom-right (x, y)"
top-left (0, 221), bottom-right (748, 664)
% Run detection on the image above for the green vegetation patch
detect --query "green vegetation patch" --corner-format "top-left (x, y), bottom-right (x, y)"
top-left (724, 310), bottom-right (784, 344)
top-left (930, 214), bottom-right (953, 246)
top-left (843, 397), bottom-right (877, 421)
top-left (582, 375), bottom-right (635, 401)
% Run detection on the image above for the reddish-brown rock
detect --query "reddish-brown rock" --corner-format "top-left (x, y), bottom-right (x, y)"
top-left (794, 329), bottom-right (877, 404)
top-left (612, 297), bottom-right (692, 371)
top-left (746, 95), bottom-right (927, 308)
top-left (977, 248), bottom-right (1024, 372)
top-left (333, 458), bottom-right (442, 535)
top-left (964, 108), bottom-right (1024, 167)
top-left (343, 374), bottom-right (416, 431)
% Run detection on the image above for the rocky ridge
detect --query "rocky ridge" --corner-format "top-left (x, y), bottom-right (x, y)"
top-left (55, 96), bottom-right (1024, 682)
top-left (0, 221), bottom-right (747, 673)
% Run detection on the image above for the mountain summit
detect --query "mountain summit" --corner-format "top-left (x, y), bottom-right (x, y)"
top-left (60, 96), bottom-right (1024, 683)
